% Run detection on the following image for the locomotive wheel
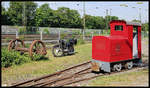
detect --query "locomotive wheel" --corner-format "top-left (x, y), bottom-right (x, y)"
top-left (125, 61), bottom-right (133, 70)
top-left (68, 46), bottom-right (74, 54)
top-left (52, 45), bottom-right (64, 57)
top-left (29, 40), bottom-right (47, 58)
top-left (8, 38), bottom-right (25, 51)
top-left (113, 63), bottom-right (122, 72)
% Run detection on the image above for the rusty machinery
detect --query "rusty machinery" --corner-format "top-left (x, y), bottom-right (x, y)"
top-left (8, 38), bottom-right (47, 58)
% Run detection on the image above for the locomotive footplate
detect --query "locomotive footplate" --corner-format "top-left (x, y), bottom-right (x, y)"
top-left (91, 62), bottom-right (100, 72)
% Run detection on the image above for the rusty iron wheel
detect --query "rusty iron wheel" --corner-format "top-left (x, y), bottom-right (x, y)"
top-left (29, 40), bottom-right (47, 58)
top-left (8, 38), bottom-right (25, 51)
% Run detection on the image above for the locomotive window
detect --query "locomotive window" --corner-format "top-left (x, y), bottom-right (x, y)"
top-left (115, 25), bottom-right (123, 31)
top-left (133, 26), bottom-right (138, 33)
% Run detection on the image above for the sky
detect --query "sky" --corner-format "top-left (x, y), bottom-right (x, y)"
top-left (2, 1), bottom-right (149, 23)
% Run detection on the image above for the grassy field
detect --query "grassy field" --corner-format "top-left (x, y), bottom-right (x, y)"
top-left (86, 69), bottom-right (148, 86)
top-left (1, 37), bottom-right (149, 86)
top-left (2, 43), bottom-right (92, 85)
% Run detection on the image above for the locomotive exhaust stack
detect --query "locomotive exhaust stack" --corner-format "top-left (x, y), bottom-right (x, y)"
top-left (91, 20), bottom-right (142, 72)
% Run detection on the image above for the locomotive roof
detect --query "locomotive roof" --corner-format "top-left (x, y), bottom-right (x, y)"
top-left (110, 20), bottom-right (141, 26)
top-left (126, 21), bottom-right (141, 26)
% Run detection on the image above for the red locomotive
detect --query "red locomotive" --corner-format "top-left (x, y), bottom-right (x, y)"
top-left (91, 20), bottom-right (142, 72)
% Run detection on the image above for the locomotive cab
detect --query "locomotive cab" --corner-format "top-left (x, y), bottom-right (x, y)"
top-left (91, 20), bottom-right (142, 72)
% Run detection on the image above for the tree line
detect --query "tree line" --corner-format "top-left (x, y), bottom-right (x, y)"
top-left (1, 1), bottom-right (148, 31)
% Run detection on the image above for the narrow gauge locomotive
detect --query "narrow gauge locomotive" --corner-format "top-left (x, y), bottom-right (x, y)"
top-left (91, 20), bottom-right (142, 72)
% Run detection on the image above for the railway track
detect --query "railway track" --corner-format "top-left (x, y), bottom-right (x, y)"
top-left (10, 61), bottom-right (92, 87)
top-left (10, 60), bottom-right (148, 87)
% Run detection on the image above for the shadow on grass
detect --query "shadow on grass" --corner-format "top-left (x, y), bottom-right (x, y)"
top-left (53, 52), bottom-right (78, 58)
top-left (64, 52), bottom-right (78, 56)
top-left (33, 56), bottom-right (49, 61)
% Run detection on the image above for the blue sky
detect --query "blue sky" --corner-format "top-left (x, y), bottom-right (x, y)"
top-left (2, 1), bottom-right (149, 23)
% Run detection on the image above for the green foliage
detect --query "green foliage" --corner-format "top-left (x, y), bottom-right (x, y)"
top-left (60, 33), bottom-right (67, 39)
top-left (1, 6), bottom-right (10, 25)
top-left (132, 19), bottom-right (141, 23)
top-left (35, 4), bottom-right (53, 27)
top-left (52, 7), bottom-right (82, 28)
top-left (2, 2), bottom-right (121, 29)
top-left (142, 23), bottom-right (149, 31)
top-left (43, 28), bottom-right (50, 34)
top-left (85, 15), bottom-right (105, 29)
top-left (7, 1), bottom-right (37, 26)
top-left (18, 35), bottom-right (25, 40)
top-left (32, 54), bottom-right (48, 61)
top-left (77, 35), bottom-right (85, 45)
top-left (1, 48), bottom-right (31, 68)
top-left (5, 37), bottom-right (11, 42)
top-left (105, 15), bottom-right (119, 29)
top-left (1, 47), bottom-right (48, 68)
top-left (18, 27), bottom-right (26, 34)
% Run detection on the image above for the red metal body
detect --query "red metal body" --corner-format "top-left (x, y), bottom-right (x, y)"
top-left (92, 20), bottom-right (141, 63)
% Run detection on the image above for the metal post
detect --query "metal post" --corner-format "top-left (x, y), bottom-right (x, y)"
top-left (110, 9), bottom-right (112, 21)
top-left (16, 31), bottom-right (19, 38)
top-left (106, 9), bottom-right (108, 31)
top-left (82, 1), bottom-right (85, 40)
top-left (83, 1), bottom-right (85, 31)
top-left (40, 30), bottom-right (42, 41)
top-left (83, 30), bottom-right (85, 40)
top-left (91, 32), bottom-right (93, 39)
top-left (139, 8), bottom-right (141, 23)
top-left (99, 30), bottom-right (101, 35)
top-left (58, 29), bottom-right (60, 40)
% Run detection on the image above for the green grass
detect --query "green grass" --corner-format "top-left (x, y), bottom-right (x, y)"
top-left (2, 37), bottom-right (148, 86)
top-left (86, 69), bottom-right (148, 86)
top-left (2, 43), bottom-right (92, 85)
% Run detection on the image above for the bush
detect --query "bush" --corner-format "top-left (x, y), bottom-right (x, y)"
top-left (32, 54), bottom-right (48, 61)
top-left (2, 48), bottom-right (48, 68)
top-left (19, 35), bottom-right (25, 40)
top-left (18, 27), bottom-right (26, 35)
top-left (1, 48), bottom-right (31, 68)
top-left (43, 28), bottom-right (50, 34)
top-left (77, 35), bottom-right (85, 45)
top-left (60, 33), bottom-right (67, 39)
top-left (5, 37), bottom-right (11, 42)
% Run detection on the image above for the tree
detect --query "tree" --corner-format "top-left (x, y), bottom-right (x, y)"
top-left (7, 1), bottom-right (37, 26)
top-left (53, 7), bottom-right (82, 28)
top-left (84, 15), bottom-right (108, 29)
top-left (7, 2), bottom-right (23, 26)
top-left (1, 6), bottom-right (10, 25)
top-left (25, 2), bottom-right (37, 27)
top-left (132, 19), bottom-right (141, 23)
top-left (35, 3), bottom-right (54, 27)
top-left (142, 23), bottom-right (149, 31)
top-left (105, 15), bottom-right (119, 29)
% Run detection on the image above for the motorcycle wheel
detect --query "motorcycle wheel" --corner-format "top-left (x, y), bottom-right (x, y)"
top-left (68, 46), bottom-right (74, 55)
top-left (52, 45), bottom-right (64, 57)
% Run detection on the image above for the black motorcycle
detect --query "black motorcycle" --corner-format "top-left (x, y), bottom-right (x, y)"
top-left (52, 38), bottom-right (77, 57)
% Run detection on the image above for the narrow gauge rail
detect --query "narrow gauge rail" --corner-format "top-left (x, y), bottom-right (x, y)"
top-left (10, 60), bottom-right (148, 87)
top-left (10, 61), bottom-right (92, 87)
